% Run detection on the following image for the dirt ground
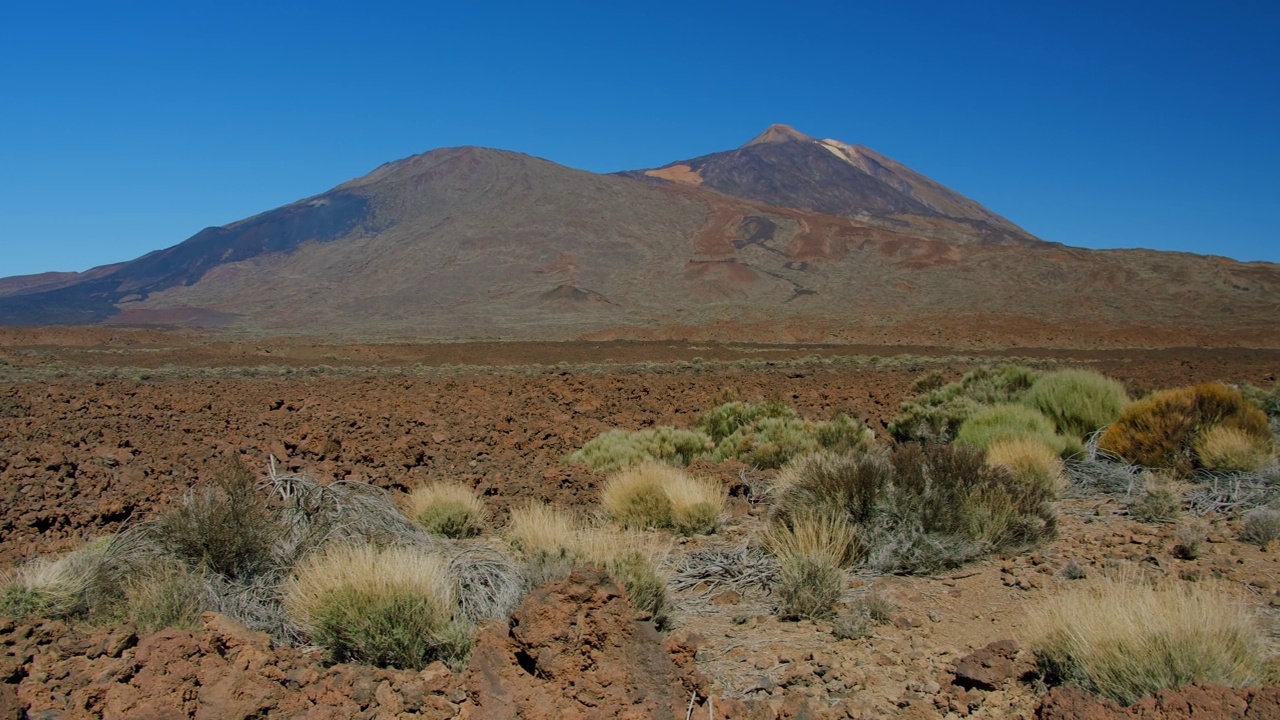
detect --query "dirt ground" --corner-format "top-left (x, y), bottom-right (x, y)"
top-left (1, 330), bottom-right (1278, 718)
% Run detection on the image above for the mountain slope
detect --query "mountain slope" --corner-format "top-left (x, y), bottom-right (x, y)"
top-left (0, 130), bottom-right (1277, 348)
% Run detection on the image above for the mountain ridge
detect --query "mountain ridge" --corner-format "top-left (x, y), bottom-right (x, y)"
top-left (1, 127), bottom-right (1276, 348)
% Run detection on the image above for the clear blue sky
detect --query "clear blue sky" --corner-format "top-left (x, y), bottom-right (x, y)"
top-left (2, 1), bottom-right (1277, 277)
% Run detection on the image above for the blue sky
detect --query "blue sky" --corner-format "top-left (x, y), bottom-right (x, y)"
top-left (2, 1), bottom-right (1277, 277)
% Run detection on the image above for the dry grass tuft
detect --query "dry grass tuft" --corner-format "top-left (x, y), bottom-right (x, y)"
top-left (284, 543), bottom-right (465, 670)
top-left (600, 462), bottom-right (725, 535)
top-left (406, 482), bottom-right (488, 538)
top-left (506, 501), bottom-right (580, 557)
top-left (124, 562), bottom-right (206, 632)
top-left (987, 437), bottom-right (1068, 496)
top-left (1028, 575), bottom-right (1270, 705)
top-left (1194, 425), bottom-right (1273, 473)
top-left (764, 512), bottom-right (856, 620)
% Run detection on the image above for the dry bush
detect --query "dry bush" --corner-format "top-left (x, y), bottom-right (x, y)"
top-left (284, 543), bottom-right (466, 670)
top-left (987, 437), bottom-right (1068, 496)
top-left (406, 482), bottom-right (488, 538)
top-left (155, 459), bottom-right (279, 579)
top-left (1194, 426), bottom-right (1273, 473)
top-left (889, 364), bottom-right (1041, 443)
top-left (1240, 506), bottom-right (1280, 547)
top-left (1127, 473), bottom-right (1181, 523)
top-left (1028, 576), bottom-right (1269, 705)
top-left (124, 562), bottom-right (206, 632)
top-left (1021, 369), bottom-right (1128, 439)
top-left (0, 530), bottom-right (158, 619)
top-left (564, 427), bottom-right (712, 472)
top-left (771, 451), bottom-right (891, 527)
top-left (1099, 384), bottom-right (1271, 475)
top-left (956, 403), bottom-right (1070, 455)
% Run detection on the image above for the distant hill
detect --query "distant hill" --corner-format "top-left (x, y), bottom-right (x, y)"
top-left (1, 127), bottom-right (1276, 348)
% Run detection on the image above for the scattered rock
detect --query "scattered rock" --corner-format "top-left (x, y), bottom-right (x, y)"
top-left (952, 640), bottom-right (1020, 690)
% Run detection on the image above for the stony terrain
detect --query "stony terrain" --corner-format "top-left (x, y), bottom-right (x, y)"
top-left (0, 331), bottom-right (1278, 718)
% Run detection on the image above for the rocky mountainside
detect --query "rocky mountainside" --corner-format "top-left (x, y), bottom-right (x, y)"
top-left (1, 127), bottom-right (1277, 347)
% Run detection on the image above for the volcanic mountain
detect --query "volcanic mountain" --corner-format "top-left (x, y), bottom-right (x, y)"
top-left (1, 126), bottom-right (1276, 348)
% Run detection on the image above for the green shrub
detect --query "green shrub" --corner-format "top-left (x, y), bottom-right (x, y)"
top-left (699, 401), bottom-right (797, 443)
top-left (407, 483), bottom-right (487, 538)
top-left (1029, 576), bottom-right (1269, 705)
top-left (154, 460), bottom-right (279, 579)
top-left (889, 365), bottom-right (1041, 443)
top-left (712, 415), bottom-right (873, 469)
top-left (986, 438), bottom-right (1068, 496)
top-left (284, 543), bottom-right (465, 670)
top-left (956, 404), bottom-right (1070, 455)
top-left (1099, 384), bottom-right (1271, 475)
top-left (1021, 369), bottom-right (1128, 439)
top-left (565, 427), bottom-right (713, 472)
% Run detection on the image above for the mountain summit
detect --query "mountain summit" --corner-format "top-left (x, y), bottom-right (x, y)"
top-left (624, 125), bottom-right (1032, 244)
top-left (0, 130), bottom-right (1275, 347)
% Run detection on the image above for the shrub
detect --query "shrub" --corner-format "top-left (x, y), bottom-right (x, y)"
top-left (124, 562), bottom-right (206, 632)
top-left (712, 415), bottom-right (873, 469)
top-left (1028, 576), bottom-right (1268, 705)
top-left (565, 427), bottom-right (713, 472)
top-left (956, 404), bottom-right (1069, 455)
top-left (889, 365), bottom-right (1041, 443)
top-left (600, 462), bottom-right (724, 535)
top-left (771, 445), bottom-right (1056, 574)
top-left (1193, 426), bottom-right (1272, 473)
top-left (154, 460), bottom-right (279, 579)
top-left (1240, 507), bottom-right (1280, 547)
top-left (1099, 384), bottom-right (1271, 475)
top-left (406, 482), bottom-right (487, 538)
top-left (764, 511), bottom-right (855, 620)
top-left (0, 533), bottom-right (151, 619)
top-left (699, 401), bottom-right (797, 443)
top-left (1021, 369), bottom-right (1128, 439)
top-left (284, 543), bottom-right (465, 670)
top-left (986, 437), bottom-right (1068, 496)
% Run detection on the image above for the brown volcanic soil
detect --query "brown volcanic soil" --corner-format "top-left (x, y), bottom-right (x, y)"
top-left (2, 331), bottom-right (1279, 718)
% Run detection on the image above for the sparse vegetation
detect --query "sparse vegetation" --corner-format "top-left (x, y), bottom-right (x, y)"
top-left (406, 482), bottom-right (488, 538)
top-left (1029, 576), bottom-right (1269, 705)
top-left (284, 543), bottom-right (467, 670)
top-left (1099, 383), bottom-right (1271, 475)
top-left (1021, 369), bottom-right (1128, 440)
top-left (699, 400), bottom-right (797, 443)
top-left (889, 364), bottom-right (1041, 443)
